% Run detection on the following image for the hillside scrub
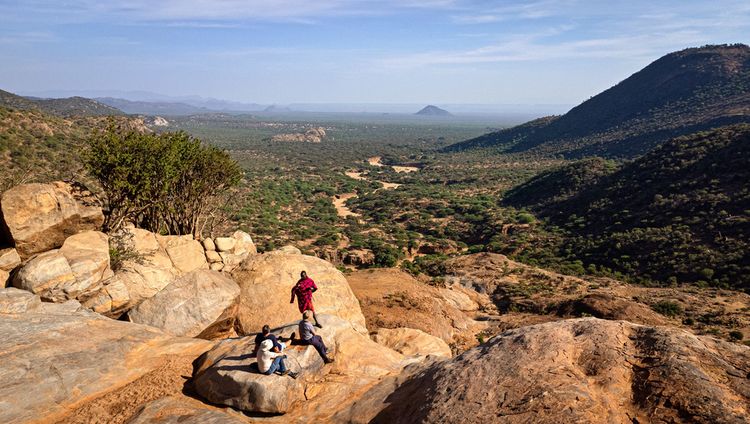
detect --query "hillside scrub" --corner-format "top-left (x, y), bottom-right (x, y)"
top-left (507, 124), bottom-right (750, 289)
top-left (84, 124), bottom-right (242, 236)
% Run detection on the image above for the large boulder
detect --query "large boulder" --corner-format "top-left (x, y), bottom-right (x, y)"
top-left (12, 249), bottom-right (77, 301)
top-left (59, 230), bottom-right (112, 289)
top-left (352, 318), bottom-right (750, 424)
top-left (157, 235), bottom-right (208, 274)
top-left (347, 269), bottom-right (488, 351)
top-left (128, 270), bottom-right (240, 339)
top-left (0, 182), bottom-right (103, 258)
top-left (192, 334), bottom-right (324, 414)
top-left (232, 252), bottom-right (367, 334)
top-left (12, 231), bottom-right (112, 303)
top-left (373, 328), bottom-right (452, 358)
top-left (192, 314), bottom-right (404, 415)
top-left (0, 288), bottom-right (213, 424)
top-left (231, 230), bottom-right (256, 255)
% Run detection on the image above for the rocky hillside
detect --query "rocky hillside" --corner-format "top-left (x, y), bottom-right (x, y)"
top-left (1, 180), bottom-right (749, 423)
top-left (506, 124), bottom-right (750, 288)
top-left (1, 89), bottom-right (125, 117)
top-left (0, 106), bottom-right (148, 191)
top-left (446, 44), bottom-right (750, 158)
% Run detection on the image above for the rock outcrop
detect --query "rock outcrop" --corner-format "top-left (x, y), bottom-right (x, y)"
top-left (556, 293), bottom-right (669, 326)
top-left (347, 269), bottom-right (489, 351)
top-left (193, 314), bottom-right (405, 415)
top-left (157, 235), bottom-right (209, 274)
top-left (204, 231), bottom-right (256, 273)
top-left (0, 287), bottom-right (213, 424)
top-left (12, 230), bottom-right (112, 302)
top-left (0, 182), bottom-right (103, 258)
top-left (373, 328), bottom-right (452, 358)
top-left (81, 228), bottom-right (254, 317)
top-left (271, 127), bottom-right (326, 143)
top-left (128, 270), bottom-right (240, 339)
top-left (232, 251), bottom-right (367, 334)
top-left (350, 318), bottom-right (750, 424)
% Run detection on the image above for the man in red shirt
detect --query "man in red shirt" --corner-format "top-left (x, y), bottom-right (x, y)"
top-left (291, 270), bottom-right (322, 328)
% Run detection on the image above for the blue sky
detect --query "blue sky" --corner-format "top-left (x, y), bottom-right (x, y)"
top-left (1, 0), bottom-right (749, 105)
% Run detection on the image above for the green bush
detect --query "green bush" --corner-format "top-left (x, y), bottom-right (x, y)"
top-left (84, 124), bottom-right (242, 235)
top-left (728, 330), bottom-right (743, 341)
top-left (651, 300), bottom-right (683, 317)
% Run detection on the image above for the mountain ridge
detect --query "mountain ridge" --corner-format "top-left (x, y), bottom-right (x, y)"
top-left (0, 89), bottom-right (124, 117)
top-left (446, 44), bottom-right (750, 158)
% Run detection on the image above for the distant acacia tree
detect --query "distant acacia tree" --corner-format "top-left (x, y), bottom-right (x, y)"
top-left (84, 124), bottom-right (242, 236)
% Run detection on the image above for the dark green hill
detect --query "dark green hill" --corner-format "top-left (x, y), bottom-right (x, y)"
top-left (0, 89), bottom-right (124, 117)
top-left (507, 124), bottom-right (750, 288)
top-left (0, 89), bottom-right (38, 111)
top-left (503, 157), bottom-right (618, 212)
top-left (447, 44), bottom-right (750, 158)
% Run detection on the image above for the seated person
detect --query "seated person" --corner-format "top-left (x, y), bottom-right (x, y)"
top-left (298, 310), bottom-right (334, 364)
top-left (257, 339), bottom-right (297, 378)
top-left (254, 324), bottom-right (285, 354)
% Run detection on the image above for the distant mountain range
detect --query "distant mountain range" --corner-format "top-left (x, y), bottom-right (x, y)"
top-left (415, 105), bottom-right (452, 116)
top-left (447, 44), bottom-right (750, 158)
top-left (95, 97), bottom-right (211, 116)
top-left (0, 89), bottom-right (124, 117)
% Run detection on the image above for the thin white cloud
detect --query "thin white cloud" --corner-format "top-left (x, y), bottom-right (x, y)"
top-left (377, 30), bottom-right (712, 68)
top-left (0, 0), bottom-right (461, 24)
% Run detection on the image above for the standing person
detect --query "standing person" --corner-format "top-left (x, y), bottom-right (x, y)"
top-left (298, 310), bottom-right (334, 364)
top-left (256, 339), bottom-right (297, 378)
top-left (291, 270), bottom-right (322, 328)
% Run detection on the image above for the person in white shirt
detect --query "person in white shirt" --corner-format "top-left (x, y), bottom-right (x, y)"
top-left (256, 339), bottom-right (298, 378)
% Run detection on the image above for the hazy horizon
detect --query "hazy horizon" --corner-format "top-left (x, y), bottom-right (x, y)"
top-left (2, 1), bottom-right (749, 105)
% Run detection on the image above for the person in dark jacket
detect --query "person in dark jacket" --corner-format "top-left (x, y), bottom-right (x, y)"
top-left (254, 324), bottom-right (285, 354)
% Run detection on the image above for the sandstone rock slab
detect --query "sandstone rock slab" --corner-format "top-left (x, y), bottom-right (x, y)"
top-left (193, 314), bottom-right (404, 415)
top-left (59, 230), bottom-right (112, 291)
top-left (129, 270), bottom-right (240, 339)
top-left (160, 236), bottom-right (208, 274)
top-left (232, 252), bottom-right (366, 334)
top-left (0, 294), bottom-right (212, 424)
top-left (12, 249), bottom-right (77, 301)
top-left (357, 318), bottom-right (750, 424)
top-left (0, 182), bottom-right (103, 258)
top-left (373, 328), bottom-right (452, 358)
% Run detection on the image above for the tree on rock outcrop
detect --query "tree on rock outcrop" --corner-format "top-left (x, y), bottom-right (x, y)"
top-left (84, 124), bottom-right (242, 236)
